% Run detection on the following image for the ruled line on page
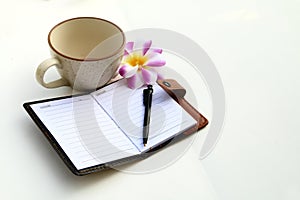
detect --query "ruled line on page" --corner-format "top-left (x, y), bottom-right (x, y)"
top-left (91, 80), bottom-right (197, 152)
top-left (30, 95), bottom-right (140, 170)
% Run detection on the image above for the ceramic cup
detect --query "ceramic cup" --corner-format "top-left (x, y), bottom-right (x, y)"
top-left (36, 17), bottom-right (125, 91)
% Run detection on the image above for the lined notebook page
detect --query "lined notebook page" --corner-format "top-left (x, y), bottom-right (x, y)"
top-left (91, 79), bottom-right (197, 152)
top-left (30, 95), bottom-right (139, 170)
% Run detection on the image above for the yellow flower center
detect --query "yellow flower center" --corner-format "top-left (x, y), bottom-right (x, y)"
top-left (125, 53), bottom-right (148, 70)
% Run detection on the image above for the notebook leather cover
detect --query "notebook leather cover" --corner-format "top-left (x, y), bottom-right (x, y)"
top-left (23, 79), bottom-right (208, 175)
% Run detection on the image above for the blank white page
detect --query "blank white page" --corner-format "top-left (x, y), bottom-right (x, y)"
top-left (30, 95), bottom-right (139, 170)
top-left (91, 79), bottom-right (197, 152)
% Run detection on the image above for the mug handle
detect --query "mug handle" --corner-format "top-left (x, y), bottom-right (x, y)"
top-left (36, 58), bottom-right (69, 88)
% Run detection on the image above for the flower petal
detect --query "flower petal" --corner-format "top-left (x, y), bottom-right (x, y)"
top-left (125, 42), bottom-right (134, 51)
top-left (124, 42), bottom-right (134, 55)
top-left (151, 48), bottom-right (163, 54)
top-left (122, 53), bottom-right (131, 61)
top-left (127, 71), bottom-right (144, 89)
top-left (145, 50), bottom-right (163, 58)
top-left (144, 54), bottom-right (166, 67)
top-left (157, 73), bottom-right (164, 80)
top-left (119, 64), bottom-right (138, 78)
top-left (147, 60), bottom-right (166, 67)
top-left (141, 68), bottom-right (158, 85)
top-left (142, 40), bottom-right (152, 56)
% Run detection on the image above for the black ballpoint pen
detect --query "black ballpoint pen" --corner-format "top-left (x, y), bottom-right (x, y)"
top-left (143, 85), bottom-right (153, 146)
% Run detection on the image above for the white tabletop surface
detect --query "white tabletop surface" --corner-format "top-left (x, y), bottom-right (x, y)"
top-left (1, 0), bottom-right (300, 199)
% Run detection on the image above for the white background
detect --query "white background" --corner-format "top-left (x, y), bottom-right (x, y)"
top-left (1, 0), bottom-right (299, 199)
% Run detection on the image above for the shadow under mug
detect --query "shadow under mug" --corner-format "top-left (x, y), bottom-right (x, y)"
top-left (36, 17), bottom-right (125, 91)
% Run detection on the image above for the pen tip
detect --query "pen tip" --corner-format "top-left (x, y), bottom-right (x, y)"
top-left (144, 144), bottom-right (147, 147)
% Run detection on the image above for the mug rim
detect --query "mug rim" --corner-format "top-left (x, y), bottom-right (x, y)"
top-left (47, 17), bottom-right (126, 62)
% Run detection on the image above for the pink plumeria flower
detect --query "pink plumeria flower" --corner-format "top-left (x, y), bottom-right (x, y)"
top-left (118, 40), bottom-right (166, 89)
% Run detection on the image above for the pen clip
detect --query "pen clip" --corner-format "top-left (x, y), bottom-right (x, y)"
top-left (143, 85), bottom-right (153, 106)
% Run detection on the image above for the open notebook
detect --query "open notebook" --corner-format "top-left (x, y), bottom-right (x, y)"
top-left (24, 79), bottom-right (208, 175)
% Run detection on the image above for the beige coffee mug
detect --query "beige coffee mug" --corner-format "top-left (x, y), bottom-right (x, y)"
top-left (36, 17), bottom-right (125, 91)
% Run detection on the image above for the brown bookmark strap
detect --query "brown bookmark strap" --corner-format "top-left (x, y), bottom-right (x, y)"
top-left (157, 79), bottom-right (208, 133)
